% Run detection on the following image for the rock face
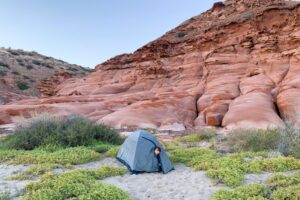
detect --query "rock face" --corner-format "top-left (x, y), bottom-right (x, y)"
top-left (1, 0), bottom-right (300, 130)
top-left (38, 72), bottom-right (73, 97)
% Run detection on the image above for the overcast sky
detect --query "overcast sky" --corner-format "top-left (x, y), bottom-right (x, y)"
top-left (0, 0), bottom-right (220, 68)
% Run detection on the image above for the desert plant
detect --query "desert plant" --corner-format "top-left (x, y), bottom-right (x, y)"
top-left (2, 115), bottom-right (123, 150)
top-left (32, 60), bottom-right (41, 65)
top-left (17, 82), bottom-right (29, 90)
top-left (0, 61), bottom-right (9, 68)
top-left (0, 192), bottom-right (10, 200)
top-left (243, 14), bottom-right (253, 21)
top-left (277, 121), bottom-right (300, 158)
top-left (213, 172), bottom-right (300, 200)
top-left (0, 147), bottom-right (100, 165)
top-left (177, 129), bottom-right (216, 143)
top-left (12, 71), bottom-right (20, 75)
top-left (176, 32), bottom-right (186, 38)
top-left (227, 129), bottom-right (281, 152)
top-left (26, 64), bottom-right (34, 70)
top-left (22, 166), bottom-right (130, 200)
top-left (0, 71), bottom-right (6, 77)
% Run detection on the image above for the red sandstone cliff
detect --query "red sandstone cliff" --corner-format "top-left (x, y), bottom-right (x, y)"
top-left (1, 0), bottom-right (300, 131)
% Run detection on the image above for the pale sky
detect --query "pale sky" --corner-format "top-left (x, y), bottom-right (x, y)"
top-left (0, 0), bottom-right (220, 68)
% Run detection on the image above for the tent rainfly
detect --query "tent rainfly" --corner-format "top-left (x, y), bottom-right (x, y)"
top-left (116, 130), bottom-right (174, 174)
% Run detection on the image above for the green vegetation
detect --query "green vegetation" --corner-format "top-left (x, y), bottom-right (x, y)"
top-left (227, 129), bottom-right (281, 152)
top-left (0, 147), bottom-right (100, 165)
top-left (9, 164), bottom-right (60, 180)
top-left (0, 61), bottom-right (9, 68)
top-left (22, 166), bottom-right (130, 200)
top-left (2, 115), bottom-right (124, 150)
top-left (0, 192), bottom-right (10, 200)
top-left (32, 60), bottom-right (41, 65)
top-left (44, 63), bottom-right (54, 69)
top-left (0, 71), bottom-right (6, 77)
top-left (227, 125), bottom-right (300, 159)
top-left (243, 14), bottom-right (253, 20)
top-left (0, 115), bottom-right (124, 181)
top-left (26, 64), bottom-right (34, 70)
top-left (17, 82), bottom-right (29, 90)
top-left (12, 71), bottom-right (20, 75)
top-left (213, 172), bottom-right (300, 200)
top-left (168, 145), bottom-right (300, 187)
top-left (176, 32), bottom-right (186, 38)
top-left (177, 129), bottom-right (216, 143)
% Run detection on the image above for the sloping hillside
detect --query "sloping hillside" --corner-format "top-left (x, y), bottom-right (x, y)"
top-left (0, 48), bottom-right (90, 100)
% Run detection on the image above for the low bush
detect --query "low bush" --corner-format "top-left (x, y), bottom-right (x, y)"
top-left (9, 164), bottom-right (60, 180)
top-left (213, 183), bottom-right (266, 200)
top-left (2, 115), bottom-right (123, 150)
top-left (26, 64), bottom-right (34, 70)
top-left (22, 166), bottom-right (130, 200)
top-left (0, 192), bottom-right (10, 200)
top-left (0, 61), bottom-right (9, 68)
top-left (32, 60), bottom-right (41, 65)
top-left (105, 146), bottom-right (120, 158)
top-left (168, 145), bottom-right (300, 187)
top-left (0, 147), bottom-right (100, 165)
top-left (89, 142), bottom-right (117, 153)
top-left (177, 129), bottom-right (216, 143)
top-left (12, 71), bottom-right (20, 75)
top-left (176, 32), bottom-right (186, 38)
top-left (213, 172), bottom-right (300, 200)
top-left (0, 71), bottom-right (6, 77)
top-left (227, 129), bottom-right (281, 152)
top-left (227, 124), bottom-right (300, 159)
top-left (17, 82), bottom-right (29, 90)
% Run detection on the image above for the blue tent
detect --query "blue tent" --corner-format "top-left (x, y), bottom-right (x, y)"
top-left (116, 130), bottom-right (174, 174)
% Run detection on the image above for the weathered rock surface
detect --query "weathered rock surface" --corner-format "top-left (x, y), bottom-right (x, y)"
top-left (1, 0), bottom-right (300, 130)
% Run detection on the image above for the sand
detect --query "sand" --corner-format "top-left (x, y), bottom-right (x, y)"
top-left (0, 158), bottom-right (288, 200)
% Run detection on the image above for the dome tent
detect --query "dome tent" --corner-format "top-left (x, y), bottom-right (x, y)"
top-left (116, 130), bottom-right (174, 174)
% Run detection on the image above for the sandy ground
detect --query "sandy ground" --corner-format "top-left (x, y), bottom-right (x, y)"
top-left (0, 158), bottom-right (286, 200)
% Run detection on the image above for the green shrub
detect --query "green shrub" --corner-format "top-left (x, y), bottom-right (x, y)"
top-left (168, 145), bottom-right (300, 187)
top-left (0, 71), bottom-right (6, 77)
top-left (44, 64), bottom-right (54, 69)
top-left (272, 185), bottom-right (300, 200)
top-left (22, 166), bottom-right (130, 200)
top-left (176, 32), bottom-right (186, 38)
top-left (213, 172), bottom-right (300, 200)
top-left (0, 192), bottom-right (10, 200)
top-left (0, 61), bottom-right (9, 68)
top-left (177, 129), bottom-right (216, 143)
top-left (2, 115), bottom-right (123, 150)
top-left (26, 64), bottom-right (34, 70)
top-left (9, 164), bottom-right (60, 180)
top-left (0, 147), bottom-right (100, 165)
top-left (213, 184), bottom-right (266, 200)
top-left (12, 71), bottom-right (20, 75)
top-left (277, 122), bottom-right (300, 158)
top-left (243, 14), bottom-right (253, 20)
top-left (17, 82), bottom-right (29, 90)
top-left (105, 146), bottom-right (120, 158)
top-left (89, 142), bottom-right (117, 153)
top-left (32, 60), bottom-right (41, 65)
top-left (227, 129), bottom-right (281, 152)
